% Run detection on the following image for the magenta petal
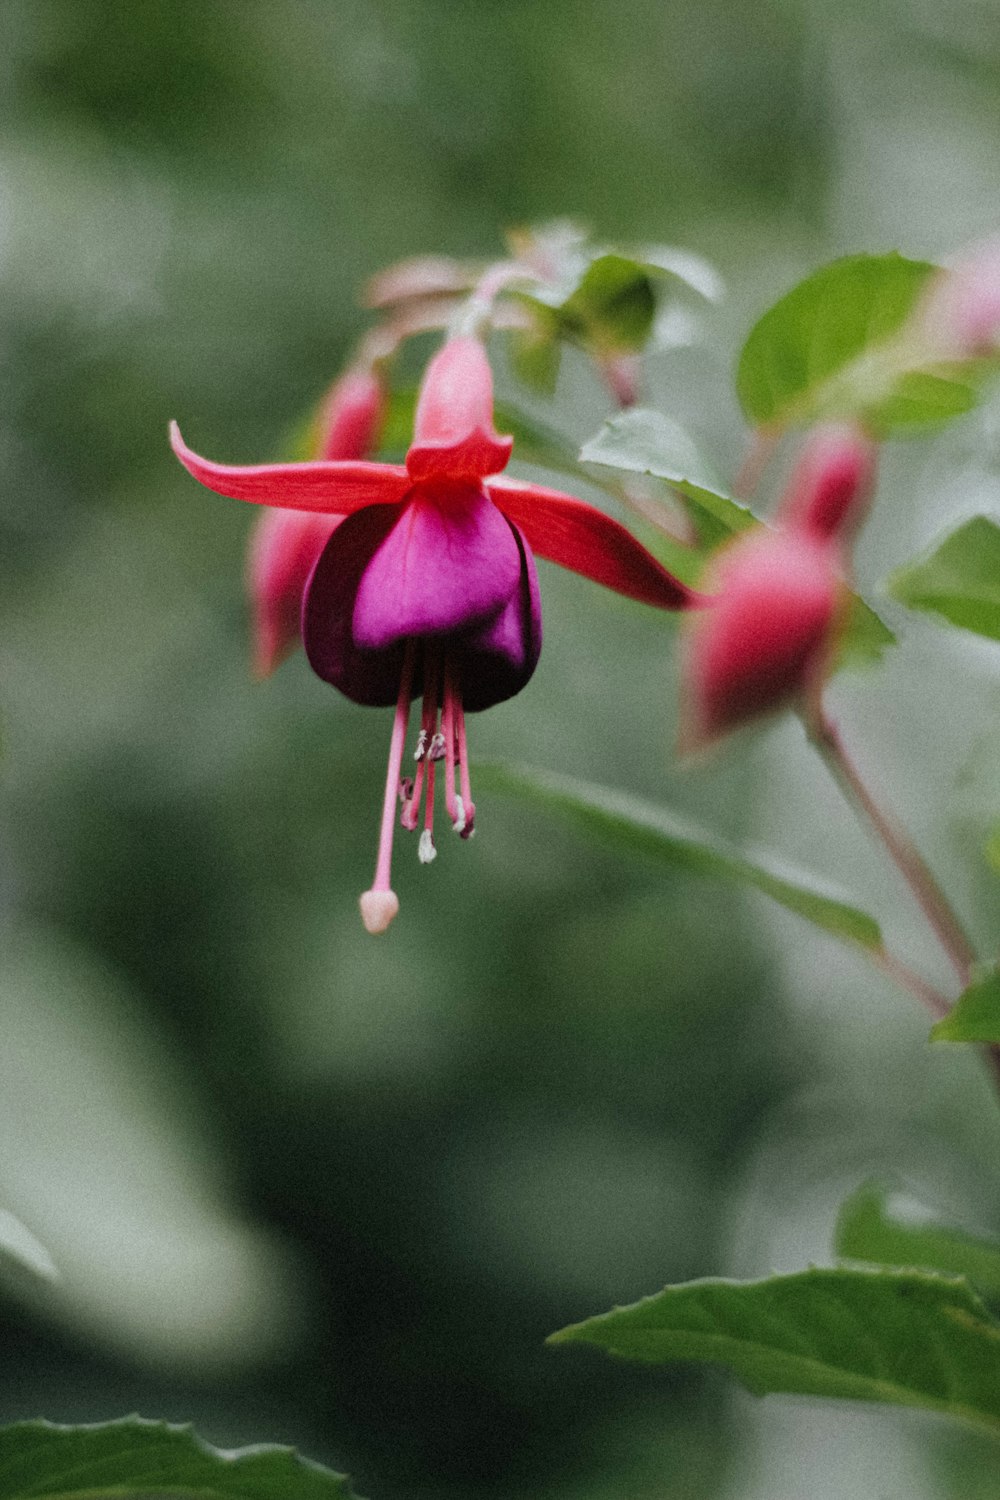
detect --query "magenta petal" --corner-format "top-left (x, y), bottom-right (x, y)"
top-left (458, 524), bottom-right (542, 711)
top-left (303, 505), bottom-right (419, 706)
top-left (351, 483), bottom-right (523, 650)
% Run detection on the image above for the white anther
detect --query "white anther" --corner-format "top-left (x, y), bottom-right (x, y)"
top-left (414, 729), bottom-right (428, 762)
top-left (418, 829), bottom-right (437, 864)
top-left (451, 794), bottom-right (466, 835)
top-left (428, 732), bottom-right (447, 762)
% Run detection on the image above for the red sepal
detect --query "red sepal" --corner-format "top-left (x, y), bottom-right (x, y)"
top-left (170, 423), bottom-right (411, 513)
top-left (488, 476), bottom-right (696, 611)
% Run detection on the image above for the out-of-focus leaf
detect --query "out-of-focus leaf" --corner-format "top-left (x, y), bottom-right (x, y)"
top-left (549, 1266), bottom-right (1000, 1434)
top-left (0, 1418), bottom-right (359, 1500)
top-left (836, 591), bottom-right (897, 670)
top-left (0, 1211), bottom-right (57, 1283)
top-left (639, 245), bottom-right (725, 302)
top-left (736, 253), bottom-right (940, 431)
top-left (479, 763), bottom-right (883, 950)
top-left (580, 408), bottom-right (754, 546)
top-left (0, 925), bottom-right (298, 1370)
top-left (513, 227), bottom-right (722, 361)
top-left (558, 253), bottom-right (657, 353)
top-left (888, 516), bottom-right (1000, 640)
top-left (836, 1181), bottom-right (1000, 1302)
top-left (930, 969), bottom-right (1000, 1042)
top-left (507, 310), bottom-right (563, 395)
top-left (872, 369), bottom-right (978, 429)
top-left (579, 409), bottom-right (895, 667)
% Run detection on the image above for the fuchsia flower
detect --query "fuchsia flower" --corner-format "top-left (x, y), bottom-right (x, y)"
top-left (172, 336), bottom-right (693, 932)
top-left (680, 423), bottom-right (875, 751)
top-left (248, 367), bottom-right (386, 676)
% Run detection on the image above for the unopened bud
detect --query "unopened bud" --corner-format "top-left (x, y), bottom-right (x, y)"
top-left (680, 530), bottom-right (841, 751)
top-left (359, 888), bottom-right (400, 934)
top-left (917, 242), bottom-right (1000, 361)
top-left (248, 365), bottom-right (385, 675)
top-left (776, 423), bottom-right (877, 548)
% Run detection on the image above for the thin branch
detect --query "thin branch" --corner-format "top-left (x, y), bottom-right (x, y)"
top-left (806, 705), bottom-right (976, 990)
top-left (732, 426), bottom-right (780, 501)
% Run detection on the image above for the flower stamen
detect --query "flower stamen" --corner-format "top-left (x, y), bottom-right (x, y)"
top-left (359, 639), bottom-right (415, 933)
top-left (453, 685), bottom-right (475, 839)
top-left (442, 657), bottom-right (468, 834)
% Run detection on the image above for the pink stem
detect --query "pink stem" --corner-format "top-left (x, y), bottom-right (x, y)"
top-left (733, 426), bottom-right (780, 501)
top-left (808, 705), bottom-right (976, 989)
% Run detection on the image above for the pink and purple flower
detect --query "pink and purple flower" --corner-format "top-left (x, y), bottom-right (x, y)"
top-left (172, 336), bottom-right (694, 930)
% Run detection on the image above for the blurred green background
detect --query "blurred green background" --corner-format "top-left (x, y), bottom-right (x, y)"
top-left (2, 1), bottom-right (1000, 1496)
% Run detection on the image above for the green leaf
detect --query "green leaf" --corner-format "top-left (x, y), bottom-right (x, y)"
top-left (579, 408), bottom-right (754, 547)
top-left (0, 1418), bottom-right (360, 1500)
top-left (549, 1266), bottom-right (1000, 1435)
top-left (559, 253), bottom-right (657, 353)
top-left (736, 253), bottom-right (939, 431)
top-left (836, 1182), bottom-right (1000, 1302)
top-left (638, 244), bottom-right (725, 303)
top-left (930, 969), bottom-right (1000, 1042)
top-left (836, 591), bottom-right (897, 670)
top-left (507, 311), bottom-right (563, 395)
top-left (514, 230), bottom-right (722, 361)
top-left (888, 516), bottom-right (1000, 641)
top-left (872, 369), bottom-right (978, 430)
top-left (578, 409), bottom-right (895, 668)
top-left (477, 762), bottom-right (883, 951)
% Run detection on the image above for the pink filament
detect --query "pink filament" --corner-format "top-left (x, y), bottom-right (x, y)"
top-left (441, 658), bottom-right (469, 832)
top-left (454, 689), bottom-right (475, 837)
top-left (401, 647), bottom-right (440, 832)
top-left (371, 641), bottom-right (415, 892)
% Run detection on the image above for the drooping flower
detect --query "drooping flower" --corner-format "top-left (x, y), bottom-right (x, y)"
top-left (172, 335), bottom-right (694, 931)
top-left (680, 422), bottom-right (876, 751)
top-left (248, 366), bottom-right (386, 676)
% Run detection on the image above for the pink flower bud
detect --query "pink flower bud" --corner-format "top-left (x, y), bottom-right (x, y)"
top-left (248, 367), bottom-right (385, 676)
top-left (362, 255), bottom-right (475, 309)
top-left (917, 241), bottom-right (1000, 360)
top-left (775, 423), bottom-right (877, 547)
top-left (680, 530), bottom-right (841, 751)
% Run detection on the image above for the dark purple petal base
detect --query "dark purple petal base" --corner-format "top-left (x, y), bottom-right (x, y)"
top-left (303, 504), bottom-right (542, 710)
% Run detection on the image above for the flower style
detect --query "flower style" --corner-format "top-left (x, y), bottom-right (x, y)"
top-left (680, 423), bottom-right (875, 751)
top-left (248, 366), bottom-right (386, 676)
top-left (172, 335), bottom-right (694, 931)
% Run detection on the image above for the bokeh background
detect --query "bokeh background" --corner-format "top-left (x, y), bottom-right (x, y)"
top-left (2, 1), bottom-right (1000, 1496)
